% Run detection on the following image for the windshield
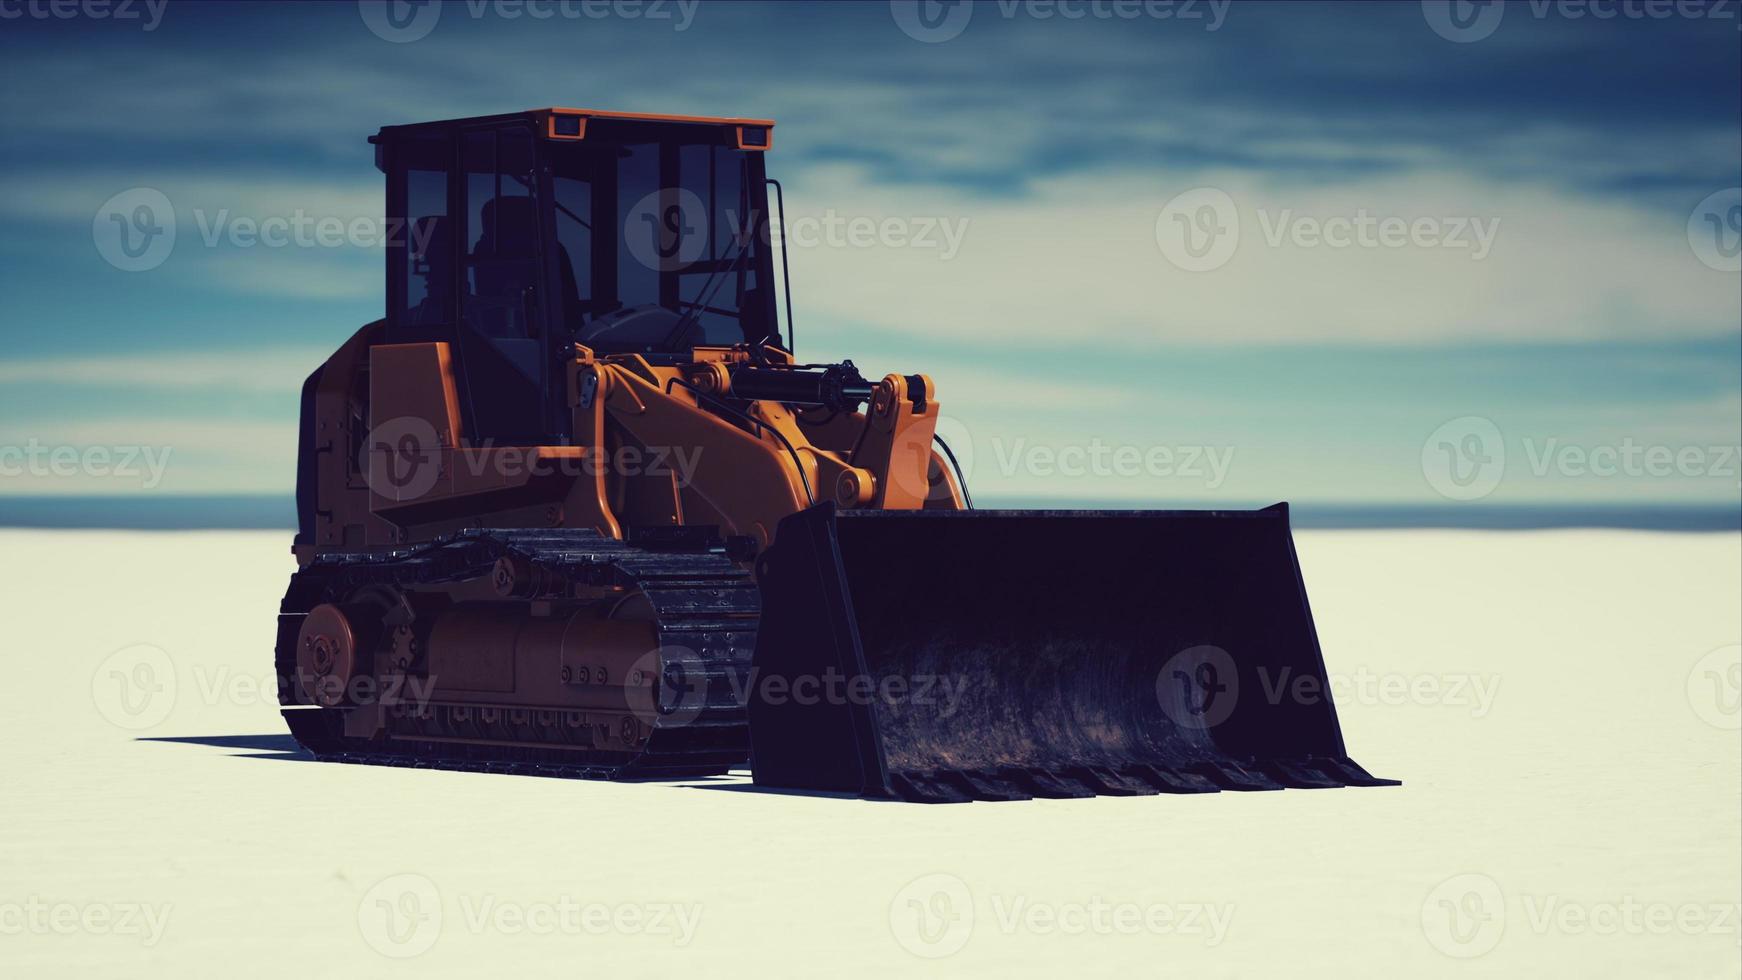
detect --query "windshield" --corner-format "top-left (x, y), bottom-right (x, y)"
top-left (548, 137), bottom-right (777, 352)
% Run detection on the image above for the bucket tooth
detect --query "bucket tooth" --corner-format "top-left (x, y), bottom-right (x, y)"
top-left (1124, 765), bottom-right (1222, 794)
top-left (1001, 768), bottom-right (1097, 799)
top-left (890, 771), bottom-right (976, 804)
top-left (1187, 760), bottom-right (1286, 791)
top-left (1314, 756), bottom-right (1402, 787)
top-left (1065, 766), bottom-right (1159, 796)
top-left (952, 770), bottom-right (1033, 802)
top-left (1262, 758), bottom-right (1349, 789)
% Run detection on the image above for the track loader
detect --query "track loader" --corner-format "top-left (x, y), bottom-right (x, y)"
top-left (279, 108), bottom-right (1395, 801)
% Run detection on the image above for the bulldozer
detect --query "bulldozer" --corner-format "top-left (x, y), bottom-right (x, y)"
top-left (278, 107), bottom-right (1395, 802)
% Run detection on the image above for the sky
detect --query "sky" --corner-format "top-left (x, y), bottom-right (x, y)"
top-left (0, 0), bottom-right (1738, 510)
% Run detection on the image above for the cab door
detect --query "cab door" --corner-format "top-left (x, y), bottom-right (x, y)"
top-left (386, 122), bottom-right (563, 447)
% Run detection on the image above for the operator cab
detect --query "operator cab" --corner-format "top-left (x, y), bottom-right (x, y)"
top-left (372, 107), bottom-right (783, 443)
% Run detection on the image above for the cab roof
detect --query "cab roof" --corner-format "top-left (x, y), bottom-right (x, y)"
top-left (372, 107), bottom-right (776, 151)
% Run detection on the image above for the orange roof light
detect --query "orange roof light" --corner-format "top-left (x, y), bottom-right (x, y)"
top-left (541, 108), bottom-right (775, 150)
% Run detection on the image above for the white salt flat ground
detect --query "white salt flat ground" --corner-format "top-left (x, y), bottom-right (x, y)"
top-left (1, 528), bottom-right (1737, 978)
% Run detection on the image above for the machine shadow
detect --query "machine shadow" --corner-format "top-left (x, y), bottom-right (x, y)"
top-left (137, 733), bottom-right (312, 760)
top-left (137, 735), bottom-right (870, 800)
top-left (676, 782), bottom-right (871, 801)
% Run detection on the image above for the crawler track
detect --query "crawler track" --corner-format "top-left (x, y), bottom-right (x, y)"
top-left (276, 529), bottom-right (758, 780)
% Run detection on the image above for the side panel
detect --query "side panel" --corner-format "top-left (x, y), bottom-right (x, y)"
top-left (296, 320), bottom-right (395, 560)
top-left (297, 325), bottom-right (618, 560)
top-left (292, 364), bottom-right (324, 552)
top-left (745, 503), bottom-right (891, 796)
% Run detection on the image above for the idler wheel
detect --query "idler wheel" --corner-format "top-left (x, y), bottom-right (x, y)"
top-left (297, 603), bottom-right (372, 707)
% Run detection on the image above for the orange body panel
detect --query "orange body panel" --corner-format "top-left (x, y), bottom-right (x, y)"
top-left (297, 333), bottom-right (959, 563)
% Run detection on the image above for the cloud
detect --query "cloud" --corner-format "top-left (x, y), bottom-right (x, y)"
top-left (0, 349), bottom-right (324, 392)
top-left (0, 2), bottom-right (1732, 506)
top-left (1, 1), bottom-right (1733, 200)
top-left (0, 418), bottom-right (295, 493)
top-left (778, 166), bottom-right (1741, 347)
top-left (0, 173), bottom-right (380, 225)
top-left (0, 171), bottom-right (387, 300)
top-left (1532, 392), bottom-right (1742, 448)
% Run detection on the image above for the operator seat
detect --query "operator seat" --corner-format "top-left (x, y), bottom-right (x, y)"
top-left (470, 196), bottom-right (582, 337)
